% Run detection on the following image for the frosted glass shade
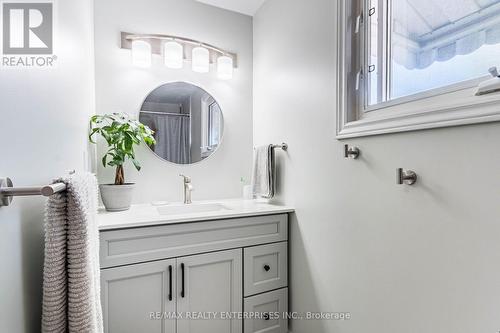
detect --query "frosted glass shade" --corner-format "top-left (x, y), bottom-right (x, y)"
top-left (131, 40), bottom-right (151, 68)
top-left (217, 56), bottom-right (233, 80)
top-left (164, 41), bottom-right (183, 69)
top-left (192, 47), bottom-right (209, 73)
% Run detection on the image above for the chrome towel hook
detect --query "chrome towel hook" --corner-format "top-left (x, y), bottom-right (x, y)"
top-left (397, 168), bottom-right (417, 185)
top-left (344, 144), bottom-right (360, 159)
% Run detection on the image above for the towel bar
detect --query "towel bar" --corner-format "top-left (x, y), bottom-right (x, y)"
top-left (271, 143), bottom-right (288, 151)
top-left (0, 177), bottom-right (67, 207)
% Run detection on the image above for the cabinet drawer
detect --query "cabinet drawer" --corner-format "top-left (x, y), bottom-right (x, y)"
top-left (244, 288), bottom-right (288, 333)
top-left (244, 242), bottom-right (288, 296)
top-left (100, 214), bottom-right (288, 268)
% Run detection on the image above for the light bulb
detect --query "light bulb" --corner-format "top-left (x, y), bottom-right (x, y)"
top-left (164, 41), bottom-right (183, 69)
top-left (192, 47), bottom-right (209, 73)
top-left (217, 56), bottom-right (233, 80)
top-left (131, 40), bottom-right (151, 68)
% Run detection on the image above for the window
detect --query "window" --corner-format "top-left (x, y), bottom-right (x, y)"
top-left (201, 98), bottom-right (222, 158)
top-left (207, 102), bottom-right (221, 147)
top-left (337, 0), bottom-right (500, 138)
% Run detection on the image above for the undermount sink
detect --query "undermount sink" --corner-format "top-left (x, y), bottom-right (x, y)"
top-left (156, 203), bottom-right (231, 216)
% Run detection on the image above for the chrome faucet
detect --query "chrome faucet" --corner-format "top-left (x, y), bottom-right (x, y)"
top-left (179, 174), bottom-right (193, 204)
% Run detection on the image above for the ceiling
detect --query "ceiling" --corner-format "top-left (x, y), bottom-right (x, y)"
top-left (145, 83), bottom-right (208, 105)
top-left (195, 0), bottom-right (267, 16)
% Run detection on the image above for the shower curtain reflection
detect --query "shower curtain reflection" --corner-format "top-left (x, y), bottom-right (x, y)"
top-left (154, 113), bottom-right (191, 164)
top-left (140, 111), bottom-right (191, 165)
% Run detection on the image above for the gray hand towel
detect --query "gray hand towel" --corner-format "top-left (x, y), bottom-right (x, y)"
top-left (42, 172), bottom-right (103, 333)
top-left (251, 145), bottom-right (275, 198)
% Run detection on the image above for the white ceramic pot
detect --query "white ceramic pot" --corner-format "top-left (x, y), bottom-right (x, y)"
top-left (99, 183), bottom-right (135, 212)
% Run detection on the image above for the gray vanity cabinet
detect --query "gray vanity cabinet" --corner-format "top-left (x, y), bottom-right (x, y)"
top-left (101, 250), bottom-right (242, 333)
top-left (99, 214), bottom-right (289, 333)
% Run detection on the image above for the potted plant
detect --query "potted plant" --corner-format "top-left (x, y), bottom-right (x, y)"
top-left (89, 113), bottom-right (156, 212)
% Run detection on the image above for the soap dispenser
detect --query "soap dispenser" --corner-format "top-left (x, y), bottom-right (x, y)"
top-left (241, 177), bottom-right (254, 200)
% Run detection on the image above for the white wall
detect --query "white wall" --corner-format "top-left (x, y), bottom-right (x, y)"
top-left (254, 1), bottom-right (500, 332)
top-left (0, 1), bottom-right (95, 332)
top-left (94, 0), bottom-right (253, 203)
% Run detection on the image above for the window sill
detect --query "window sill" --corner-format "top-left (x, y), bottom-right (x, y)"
top-left (336, 87), bottom-right (500, 138)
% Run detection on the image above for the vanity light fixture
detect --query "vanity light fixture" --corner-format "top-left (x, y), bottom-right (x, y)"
top-left (131, 40), bottom-right (152, 68)
top-left (192, 46), bottom-right (209, 73)
top-left (217, 55), bottom-right (233, 80)
top-left (164, 41), bottom-right (184, 69)
top-left (121, 32), bottom-right (237, 79)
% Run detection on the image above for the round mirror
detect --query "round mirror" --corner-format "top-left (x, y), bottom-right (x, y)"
top-left (139, 82), bottom-right (224, 164)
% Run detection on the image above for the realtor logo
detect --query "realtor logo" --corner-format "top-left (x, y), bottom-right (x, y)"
top-left (1, 1), bottom-right (55, 67)
top-left (3, 2), bottom-right (52, 54)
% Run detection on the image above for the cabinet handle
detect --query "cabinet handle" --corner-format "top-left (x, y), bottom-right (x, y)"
top-left (263, 264), bottom-right (271, 272)
top-left (181, 263), bottom-right (185, 298)
top-left (168, 265), bottom-right (173, 301)
top-left (263, 313), bottom-right (270, 321)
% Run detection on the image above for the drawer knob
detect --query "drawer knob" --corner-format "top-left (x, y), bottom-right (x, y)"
top-left (263, 313), bottom-right (270, 321)
top-left (263, 264), bottom-right (271, 272)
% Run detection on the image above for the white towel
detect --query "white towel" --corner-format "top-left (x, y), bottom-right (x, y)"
top-left (42, 173), bottom-right (103, 333)
top-left (251, 145), bottom-right (275, 198)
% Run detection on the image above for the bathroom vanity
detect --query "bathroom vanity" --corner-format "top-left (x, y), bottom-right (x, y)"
top-left (98, 200), bottom-right (294, 333)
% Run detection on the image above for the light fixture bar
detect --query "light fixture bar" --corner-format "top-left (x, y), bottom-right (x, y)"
top-left (126, 34), bottom-right (226, 56)
top-left (120, 32), bottom-right (238, 68)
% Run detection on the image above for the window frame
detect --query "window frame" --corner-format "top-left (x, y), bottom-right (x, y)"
top-left (201, 100), bottom-right (221, 158)
top-left (336, 0), bottom-right (500, 139)
top-left (207, 101), bottom-right (220, 147)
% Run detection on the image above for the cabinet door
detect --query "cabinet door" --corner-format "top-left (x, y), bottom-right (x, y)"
top-left (177, 249), bottom-right (242, 333)
top-left (101, 259), bottom-right (176, 333)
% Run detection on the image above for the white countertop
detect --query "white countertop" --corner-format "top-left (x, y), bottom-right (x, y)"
top-left (97, 199), bottom-right (294, 230)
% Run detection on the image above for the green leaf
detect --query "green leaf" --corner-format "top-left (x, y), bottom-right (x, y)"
top-left (89, 112), bottom-right (156, 177)
top-left (132, 159), bottom-right (141, 171)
